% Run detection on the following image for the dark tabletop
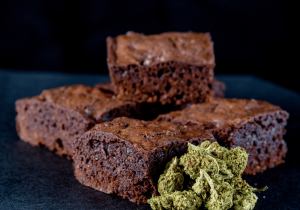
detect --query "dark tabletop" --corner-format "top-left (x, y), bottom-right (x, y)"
top-left (0, 69), bottom-right (300, 210)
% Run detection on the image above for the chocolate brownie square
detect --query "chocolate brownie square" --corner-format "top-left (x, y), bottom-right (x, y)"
top-left (73, 117), bottom-right (215, 204)
top-left (156, 98), bottom-right (289, 175)
top-left (15, 85), bottom-right (140, 159)
top-left (107, 31), bottom-right (215, 105)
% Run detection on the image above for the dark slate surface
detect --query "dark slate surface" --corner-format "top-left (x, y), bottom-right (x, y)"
top-left (0, 69), bottom-right (299, 210)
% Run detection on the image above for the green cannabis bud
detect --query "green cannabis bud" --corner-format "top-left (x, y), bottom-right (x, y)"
top-left (148, 141), bottom-right (267, 210)
top-left (158, 156), bottom-right (184, 195)
top-left (224, 147), bottom-right (248, 176)
top-left (179, 143), bottom-right (220, 179)
top-left (148, 191), bottom-right (202, 210)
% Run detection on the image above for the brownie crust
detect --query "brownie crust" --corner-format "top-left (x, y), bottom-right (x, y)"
top-left (107, 31), bottom-right (215, 105)
top-left (156, 98), bottom-right (289, 175)
top-left (15, 85), bottom-right (140, 159)
top-left (73, 117), bottom-right (215, 204)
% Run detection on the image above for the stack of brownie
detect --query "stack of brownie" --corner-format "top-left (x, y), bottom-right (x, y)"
top-left (15, 31), bottom-right (288, 204)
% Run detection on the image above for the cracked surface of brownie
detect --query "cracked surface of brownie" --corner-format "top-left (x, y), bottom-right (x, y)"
top-left (107, 31), bottom-right (215, 105)
top-left (156, 98), bottom-right (289, 175)
top-left (73, 117), bottom-right (216, 204)
top-left (15, 85), bottom-right (140, 159)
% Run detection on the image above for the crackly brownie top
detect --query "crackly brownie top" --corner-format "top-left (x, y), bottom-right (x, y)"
top-left (89, 117), bottom-right (213, 151)
top-left (157, 98), bottom-right (287, 128)
top-left (34, 85), bottom-right (133, 121)
top-left (114, 31), bottom-right (215, 66)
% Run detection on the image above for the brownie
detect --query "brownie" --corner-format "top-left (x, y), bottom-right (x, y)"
top-left (156, 98), bottom-right (289, 175)
top-left (107, 31), bottom-right (215, 105)
top-left (15, 85), bottom-right (140, 159)
top-left (73, 117), bottom-right (216, 204)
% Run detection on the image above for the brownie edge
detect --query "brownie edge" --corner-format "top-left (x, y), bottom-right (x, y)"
top-left (73, 117), bottom-right (215, 204)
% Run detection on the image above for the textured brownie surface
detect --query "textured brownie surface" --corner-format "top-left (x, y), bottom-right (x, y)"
top-left (114, 31), bottom-right (214, 65)
top-left (73, 117), bottom-right (215, 204)
top-left (15, 85), bottom-right (140, 159)
top-left (156, 98), bottom-right (289, 175)
top-left (107, 31), bottom-right (215, 105)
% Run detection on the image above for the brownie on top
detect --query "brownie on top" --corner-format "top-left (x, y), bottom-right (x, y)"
top-left (73, 117), bottom-right (216, 204)
top-left (156, 98), bottom-right (289, 175)
top-left (107, 31), bottom-right (215, 105)
top-left (15, 85), bottom-right (140, 159)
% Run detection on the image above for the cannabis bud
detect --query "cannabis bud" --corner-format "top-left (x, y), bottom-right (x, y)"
top-left (158, 156), bottom-right (184, 195)
top-left (148, 191), bottom-right (202, 210)
top-left (148, 141), bottom-right (267, 210)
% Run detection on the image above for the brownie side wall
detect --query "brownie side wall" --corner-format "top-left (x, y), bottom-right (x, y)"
top-left (108, 61), bottom-right (214, 105)
top-left (73, 131), bottom-right (156, 204)
top-left (107, 37), bottom-right (119, 89)
top-left (15, 98), bottom-right (95, 159)
top-left (213, 111), bottom-right (289, 175)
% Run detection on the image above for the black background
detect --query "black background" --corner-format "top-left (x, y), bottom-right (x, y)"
top-left (0, 0), bottom-right (298, 92)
